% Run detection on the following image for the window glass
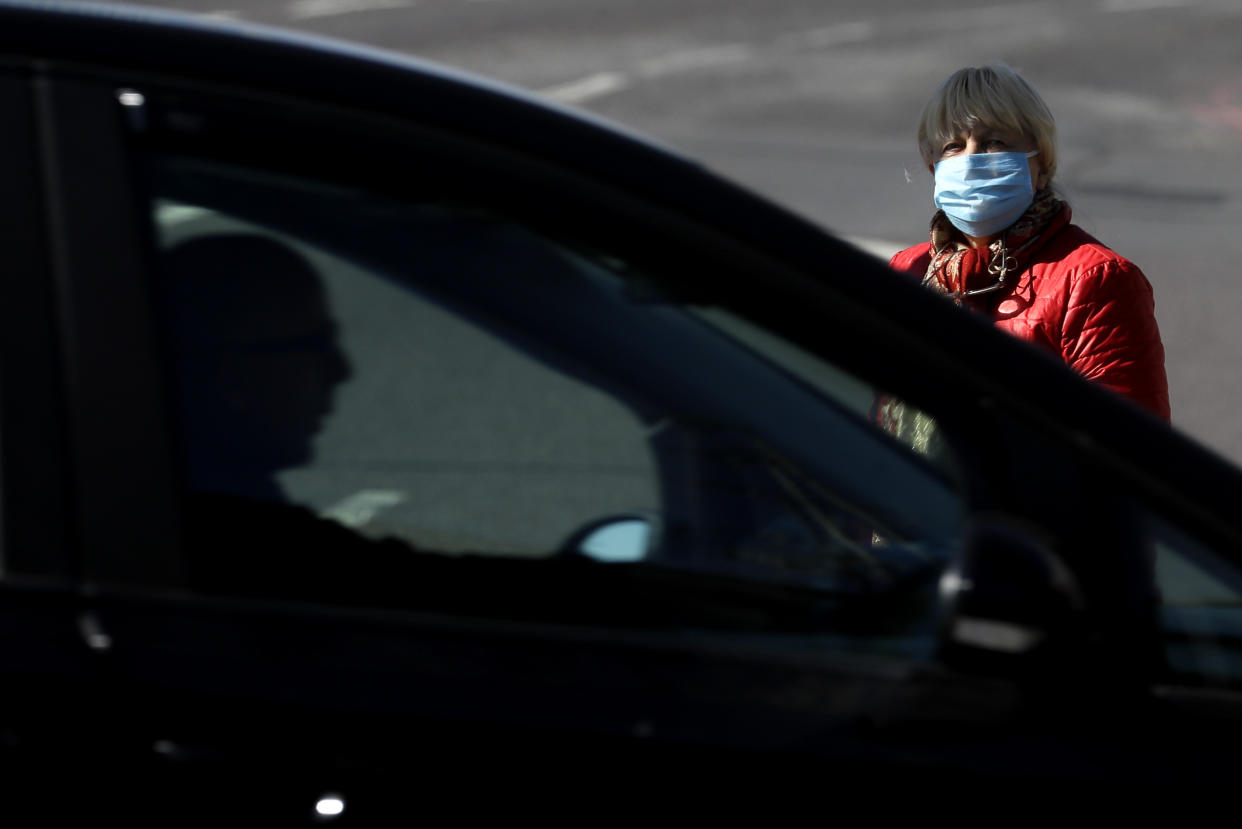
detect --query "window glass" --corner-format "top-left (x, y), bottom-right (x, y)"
top-left (146, 151), bottom-right (968, 638)
top-left (156, 199), bottom-right (657, 556)
top-left (692, 307), bottom-right (958, 475)
top-left (1151, 513), bottom-right (1242, 685)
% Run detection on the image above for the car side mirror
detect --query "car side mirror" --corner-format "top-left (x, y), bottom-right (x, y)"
top-left (938, 515), bottom-right (1086, 678)
top-left (562, 514), bottom-right (658, 563)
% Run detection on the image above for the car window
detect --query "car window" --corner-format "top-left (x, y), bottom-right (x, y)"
top-left (1151, 512), bottom-right (1242, 686)
top-left (156, 195), bottom-right (659, 556)
top-left (140, 137), bottom-right (969, 641)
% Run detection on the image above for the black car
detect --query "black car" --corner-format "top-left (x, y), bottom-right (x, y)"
top-left (1, 0), bottom-right (1239, 818)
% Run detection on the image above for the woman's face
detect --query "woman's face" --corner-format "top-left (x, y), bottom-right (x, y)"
top-left (930, 124), bottom-right (1048, 190)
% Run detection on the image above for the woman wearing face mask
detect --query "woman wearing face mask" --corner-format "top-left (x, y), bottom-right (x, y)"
top-left (889, 63), bottom-right (1170, 421)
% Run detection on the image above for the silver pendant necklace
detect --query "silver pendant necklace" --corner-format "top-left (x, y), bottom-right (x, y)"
top-left (958, 239), bottom-right (1014, 299)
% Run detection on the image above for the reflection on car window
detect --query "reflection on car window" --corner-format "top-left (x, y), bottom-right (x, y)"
top-left (147, 152), bottom-right (968, 638)
top-left (157, 201), bottom-right (658, 556)
top-left (692, 307), bottom-right (957, 472)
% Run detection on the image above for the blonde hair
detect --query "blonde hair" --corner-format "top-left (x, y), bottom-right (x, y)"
top-left (917, 63), bottom-right (1057, 185)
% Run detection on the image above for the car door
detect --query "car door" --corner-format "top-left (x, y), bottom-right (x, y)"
top-left (17, 32), bottom-right (1242, 814)
top-left (0, 69), bottom-right (103, 789)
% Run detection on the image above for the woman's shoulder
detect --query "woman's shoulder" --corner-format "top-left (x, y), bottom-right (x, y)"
top-left (1042, 223), bottom-right (1140, 275)
top-left (1034, 224), bottom-right (1156, 309)
top-left (888, 242), bottom-right (933, 274)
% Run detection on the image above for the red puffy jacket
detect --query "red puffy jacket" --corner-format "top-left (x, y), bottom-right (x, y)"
top-left (890, 220), bottom-right (1171, 421)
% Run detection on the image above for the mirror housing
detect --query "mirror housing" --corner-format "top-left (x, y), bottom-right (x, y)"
top-left (938, 515), bottom-right (1087, 678)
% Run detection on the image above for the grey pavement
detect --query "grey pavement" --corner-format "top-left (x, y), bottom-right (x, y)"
top-left (108, 0), bottom-right (1242, 465)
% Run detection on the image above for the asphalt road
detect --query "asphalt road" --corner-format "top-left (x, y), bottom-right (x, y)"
top-left (112, 0), bottom-right (1242, 466)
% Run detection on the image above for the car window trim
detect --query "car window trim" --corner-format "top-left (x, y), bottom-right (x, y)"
top-left (0, 69), bottom-right (73, 580)
top-left (37, 71), bottom-right (183, 587)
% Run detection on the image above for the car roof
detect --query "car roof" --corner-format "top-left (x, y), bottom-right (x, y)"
top-left (0, 1), bottom-right (689, 163)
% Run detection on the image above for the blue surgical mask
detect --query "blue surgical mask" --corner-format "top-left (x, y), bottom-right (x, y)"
top-left (933, 150), bottom-right (1039, 238)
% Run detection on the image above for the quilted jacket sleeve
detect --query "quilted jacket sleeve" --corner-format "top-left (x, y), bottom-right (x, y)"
top-left (1060, 258), bottom-right (1171, 420)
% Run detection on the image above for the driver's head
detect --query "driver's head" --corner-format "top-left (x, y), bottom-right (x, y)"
top-left (163, 233), bottom-right (352, 493)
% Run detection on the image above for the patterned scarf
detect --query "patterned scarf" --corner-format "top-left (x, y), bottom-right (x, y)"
top-left (922, 188), bottom-right (1068, 307)
top-left (871, 189), bottom-right (1068, 465)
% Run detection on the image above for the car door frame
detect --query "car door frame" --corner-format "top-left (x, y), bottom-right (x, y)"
top-left (0, 61), bottom-right (115, 790)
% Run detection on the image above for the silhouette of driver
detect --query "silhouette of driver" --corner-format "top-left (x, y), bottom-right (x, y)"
top-left (163, 233), bottom-right (352, 503)
top-left (159, 231), bottom-right (586, 612)
top-left (161, 233), bottom-right (389, 598)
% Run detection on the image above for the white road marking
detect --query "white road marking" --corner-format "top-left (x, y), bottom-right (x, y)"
top-left (961, 2), bottom-right (1056, 22)
top-left (636, 44), bottom-right (754, 78)
top-left (540, 71), bottom-right (630, 104)
top-left (286, 0), bottom-right (416, 22)
top-left (542, 45), bottom-right (757, 105)
top-left (783, 21), bottom-right (875, 49)
top-left (538, 19), bottom-right (877, 108)
top-left (156, 203), bottom-right (212, 225)
top-left (321, 489), bottom-right (408, 528)
top-left (1100, 0), bottom-right (1195, 10)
